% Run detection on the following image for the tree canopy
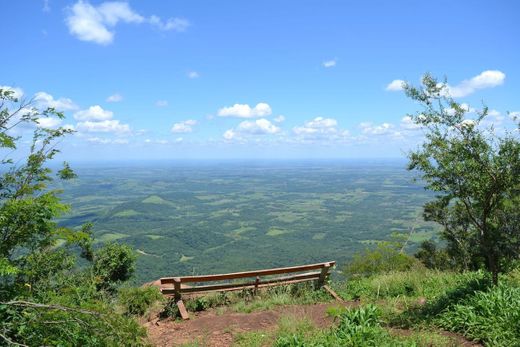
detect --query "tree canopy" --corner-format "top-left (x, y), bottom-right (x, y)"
top-left (404, 74), bottom-right (520, 284)
top-left (0, 88), bottom-right (146, 345)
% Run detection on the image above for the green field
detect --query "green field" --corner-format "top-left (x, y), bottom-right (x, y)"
top-left (55, 161), bottom-right (439, 283)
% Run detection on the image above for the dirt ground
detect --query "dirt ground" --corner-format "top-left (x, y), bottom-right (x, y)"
top-left (143, 301), bottom-right (481, 347)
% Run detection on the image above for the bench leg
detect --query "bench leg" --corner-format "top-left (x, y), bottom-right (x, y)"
top-left (177, 299), bottom-right (190, 320)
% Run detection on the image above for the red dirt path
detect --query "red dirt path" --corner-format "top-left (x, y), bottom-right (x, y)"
top-left (143, 302), bottom-right (481, 347)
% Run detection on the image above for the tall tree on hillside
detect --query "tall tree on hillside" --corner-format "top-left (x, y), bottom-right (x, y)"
top-left (404, 75), bottom-right (520, 285)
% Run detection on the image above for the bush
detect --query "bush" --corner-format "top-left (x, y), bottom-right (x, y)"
top-left (345, 241), bottom-right (419, 278)
top-left (93, 243), bottom-right (136, 291)
top-left (274, 305), bottom-right (454, 346)
top-left (119, 286), bottom-right (163, 316)
top-left (436, 285), bottom-right (520, 346)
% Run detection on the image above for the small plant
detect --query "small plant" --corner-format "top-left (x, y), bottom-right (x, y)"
top-left (118, 286), bottom-right (163, 316)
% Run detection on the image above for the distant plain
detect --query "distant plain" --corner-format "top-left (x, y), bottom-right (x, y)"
top-left (56, 160), bottom-right (439, 283)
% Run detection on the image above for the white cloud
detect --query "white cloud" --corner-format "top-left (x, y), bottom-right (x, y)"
top-left (37, 117), bottom-right (62, 128)
top-left (223, 129), bottom-right (236, 140)
top-left (87, 137), bottom-right (129, 144)
top-left (76, 119), bottom-right (130, 133)
top-left (386, 79), bottom-right (405, 91)
top-left (66, 1), bottom-right (188, 45)
top-left (145, 138), bottom-right (169, 144)
top-left (509, 111), bottom-right (520, 121)
top-left (400, 116), bottom-right (421, 131)
top-left (156, 100), bottom-right (168, 107)
top-left (446, 70), bottom-right (506, 97)
top-left (74, 105), bottom-right (113, 121)
top-left (0, 85), bottom-right (24, 99)
top-left (293, 117), bottom-right (338, 136)
top-left (43, 0), bottom-right (50, 12)
top-left (171, 119), bottom-right (197, 133)
top-left (222, 118), bottom-right (280, 141)
top-left (187, 71), bottom-right (199, 79)
top-left (34, 92), bottom-right (78, 111)
top-left (149, 15), bottom-right (190, 31)
top-left (359, 122), bottom-right (394, 135)
top-left (106, 93), bottom-right (123, 102)
top-left (273, 115), bottom-right (285, 123)
top-left (322, 59), bottom-right (337, 68)
top-left (218, 102), bottom-right (272, 118)
top-left (237, 118), bottom-right (281, 135)
top-left (66, 1), bottom-right (144, 45)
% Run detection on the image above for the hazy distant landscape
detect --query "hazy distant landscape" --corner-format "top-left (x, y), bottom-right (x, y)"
top-left (56, 160), bottom-right (439, 283)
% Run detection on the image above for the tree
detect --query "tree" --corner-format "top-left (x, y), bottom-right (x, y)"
top-left (404, 74), bottom-right (520, 284)
top-left (345, 236), bottom-right (419, 277)
top-left (0, 88), bottom-right (145, 345)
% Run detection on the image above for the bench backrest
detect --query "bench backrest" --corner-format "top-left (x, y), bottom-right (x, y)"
top-left (160, 261), bottom-right (335, 296)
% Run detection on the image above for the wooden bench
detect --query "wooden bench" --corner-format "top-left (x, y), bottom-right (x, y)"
top-left (160, 261), bottom-right (336, 320)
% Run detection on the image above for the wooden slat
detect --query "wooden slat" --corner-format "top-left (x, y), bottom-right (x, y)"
top-left (161, 277), bottom-right (319, 296)
top-left (160, 261), bottom-right (335, 284)
top-left (161, 272), bottom-right (320, 295)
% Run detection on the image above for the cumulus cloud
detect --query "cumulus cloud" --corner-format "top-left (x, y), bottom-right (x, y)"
top-left (446, 70), bottom-right (506, 97)
top-left (222, 119), bottom-right (280, 140)
top-left (36, 117), bottom-right (62, 128)
top-left (293, 117), bottom-right (338, 136)
top-left (322, 59), bottom-right (337, 68)
top-left (273, 115), bottom-right (285, 123)
top-left (74, 105), bottom-right (129, 134)
top-left (33, 92), bottom-right (78, 111)
top-left (386, 79), bottom-right (405, 91)
top-left (171, 119), bottom-right (197, 133)
top-left (87, 137), bottom-right (129, 144)
top-left (187, 71), bottom-right (199, 79)
top-left (65, 1), bottom-right (189, 45)
top-left (218, 102), bottom-right (272, 118)
top-left (76, 119), bottom-right (130, 133)
top-left (237, 119), bottom-right (280, 135)
top-left (149, 15), bottom-right (190, 31)
top-left (0, 85), bottom-right (24, 99)
top-left (156, 100), bottom-right (168, 107)
top-left (74, 105), bottom-right (113, 121)
top-left (400, 116), bottom-right (422, 131)
top-left (106, 93), bottom-right (123, 102)
top-left (223, 129), bottom-right (236, 140)
top-left (359, 122), bottom-right (394, 135)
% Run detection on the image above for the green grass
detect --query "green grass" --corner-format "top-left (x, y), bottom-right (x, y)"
top-left (145, 234), bottom-right (164, 240)
top-left (235, 306), bottom-right (457, 347)
top-left (180, 255), bottom-right (194, 262)
top-left (97, 232), bottom-right (129, 242)
top-left (266, 227), bottom-right (291, 236)
top-left (112, 209), bottom-right (140, 217)
top-left (332, 269), bottom-right (520, 346)
top-left (141, 195), bottom-right (173, 205)
top-left (171, 283), bottom-right (332, 318)
top-left (312, 233), bottom-right (326, 240)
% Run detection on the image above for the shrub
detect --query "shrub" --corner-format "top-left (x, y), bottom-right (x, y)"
top-left (119, 286), bottom-right (163, 316)
top-left (436, 285), bottom-right (520, 346)
top-left (93, 243), bottom-right (136, 291)
top-left (345, 241), bottom-right (420, 278)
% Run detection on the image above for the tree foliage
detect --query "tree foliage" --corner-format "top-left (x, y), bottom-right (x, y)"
top-left (404, 74), bottom-right (520, 284)
top-left (0, 88), bottom-right (146, 345)
top-left (345, 236), bottom-right (419, 277)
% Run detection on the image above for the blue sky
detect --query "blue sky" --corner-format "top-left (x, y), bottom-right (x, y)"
top-left (1, 0), bottom-right (519, 160)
